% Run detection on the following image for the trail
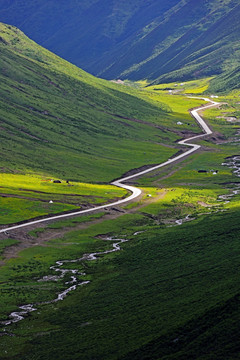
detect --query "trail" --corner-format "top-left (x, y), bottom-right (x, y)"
top-left (0, 97), bottom-right (219, 234)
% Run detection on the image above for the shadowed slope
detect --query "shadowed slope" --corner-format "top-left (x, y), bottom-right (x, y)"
top-left (1, 1), bottom-right (240, 83)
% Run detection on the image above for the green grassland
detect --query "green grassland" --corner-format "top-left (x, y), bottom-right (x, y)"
top-left (0, 23), bottom-right (207, 225)
top-left (208, 66), bottom-right (240, 93)
top-left (0, 22), bottom-right (204, 183)
top-left (2, 0), bottom-right (240, 85)
top-left (147, 77), bottom-right (213, 94)
top-left (1, 207), bottom-right (240, 359)
top-left (0, 173), bottom-right (127, 225)
top-left (1, 24), bottom-right (240, 359)
top-left (0, 83), bottom-right (240, 359)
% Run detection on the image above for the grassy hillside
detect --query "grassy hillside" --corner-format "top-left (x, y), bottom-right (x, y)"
top-left (1, 21), bottom-right (240, 360)
top-left (0, 68), bottom-right (240, 359)
top-left (0, 22), bottom-right (192, 183)
top-left (1, 90), bottom-right (240, 358)
top-left (0, 23), bottom-right (206, 225)
top-left (2, 209), bottom-right (240, 360)
top-left (1, 1), bottom-right (240, 83)
top-left (208, 66), bottom-right (240, 93)
top-left (0, 0), bottom-right (179, 74)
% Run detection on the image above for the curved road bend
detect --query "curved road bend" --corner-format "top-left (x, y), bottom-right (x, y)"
top-left (0, 98), bottom-right (219, 234)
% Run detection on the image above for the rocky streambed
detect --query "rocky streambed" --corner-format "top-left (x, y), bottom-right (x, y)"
top-left (0, 237), bottom-right (128, 334)
top-left (171, 156), bottom-right (240, 227)
top-left (1, 156), bottom-right (240, 334)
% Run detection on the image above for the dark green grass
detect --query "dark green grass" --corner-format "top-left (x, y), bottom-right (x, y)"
top-left (0, 25), bottom-right (240, 360)
top-left (208, 66), bottom-right (240, 93)
top-left (1, 209), bottom-right (240, 359)
top-left (122, 293), bottom-right (240, 360)
top-left (28, 212), bottom-right (106, 237)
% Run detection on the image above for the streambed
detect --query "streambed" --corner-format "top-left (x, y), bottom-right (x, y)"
top-left (0, 237), bottom-right (128, 333)
top-left (1, 156), bottom-right (240, 333)
top-left (171, 156), bottom-right (240, 226)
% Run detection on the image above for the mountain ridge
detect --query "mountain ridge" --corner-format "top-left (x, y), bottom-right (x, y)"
top-left (1, 0), bottom-right (240, 84)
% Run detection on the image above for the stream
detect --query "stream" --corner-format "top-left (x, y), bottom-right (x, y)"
top-left (172, 156), bottom-right (240, 226)
top-left (219, 156), bottom-right (240, 201)
top-left (1, 156), bottom-right (240, 333)
top-left (0, 237), bottom-right (128, 332)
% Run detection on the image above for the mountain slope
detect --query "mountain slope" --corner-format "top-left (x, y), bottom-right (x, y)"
top-left (0, 0), bottom-right (179, 74)
top-left (98, 0), bottom-right (240, 82)
top-left (0, 22), bottom-right (190, 183)
top-left (1, 0), bottom-right (240, 83)
top-left (208, 66), bottom-right (240, 93)
top-left (151, 1), bottom-right (240, 83)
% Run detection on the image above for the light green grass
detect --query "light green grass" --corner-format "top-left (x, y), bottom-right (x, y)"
top-left (0, 173), bottom-right (126, 198)
top-left (0, 197), bottom-right (78, 225)
top-left (0, 173), bottom-right (127, 224)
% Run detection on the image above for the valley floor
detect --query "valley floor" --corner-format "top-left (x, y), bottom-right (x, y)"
top-left (0, 81), bottom-right (240, 359)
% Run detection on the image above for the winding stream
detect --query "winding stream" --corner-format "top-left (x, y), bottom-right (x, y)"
top-left (172, 156), bottom-right (240, 227)
top-left (218, 156), bottom-right (240, 201)
top-left (1, 98), bottom-right (234, 334)
top-left (1, 158), bottom-right (240, 332)
top-left (222, 156), bottom-right (240, 178)
top-left (0, 237), bottom-right (128, 330)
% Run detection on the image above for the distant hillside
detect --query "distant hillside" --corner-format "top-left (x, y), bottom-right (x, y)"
top-left (1, 0), bottom-right (240, 83)
top-left (0, 0), bottom-right (179, 76)
top-left (0, 23), bottom-right (182, 183)
top-left (208, 67), bottom-right (240, 93)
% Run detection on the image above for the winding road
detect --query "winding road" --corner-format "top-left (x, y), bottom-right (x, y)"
top-left (0, 97), bottom-right (219, 234)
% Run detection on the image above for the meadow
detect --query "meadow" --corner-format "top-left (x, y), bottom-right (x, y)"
top-left (1, 23), bottom-right (204, 184)
top-left (0, 23), bottom-right (207, 225)
top-left (1, 26), bottom-right (240, 358)
top-left (1, 206), bottom-right (240, 359)
top-left (0, 173), bottom-right (127, 225)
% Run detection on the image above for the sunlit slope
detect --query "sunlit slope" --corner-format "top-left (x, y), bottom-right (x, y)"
top-left (0, 23), bottom-right (191, 182)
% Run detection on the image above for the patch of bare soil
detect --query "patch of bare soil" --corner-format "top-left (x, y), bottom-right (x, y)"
top-left (123, 189), bottom-right (168, 214)
top-left (115, 163), bottom-right (160, 182)
top-left (0, 193), bottom-right (52, 203)
top-left (0, 211), bottom-right (121, 265)
top-left (0, 191), bottom-right (124, 206)
top-left (113, 113), bottom-right (198, 138)
top-left (198, 201), bottom-right (212, 207)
